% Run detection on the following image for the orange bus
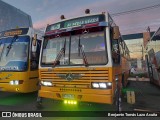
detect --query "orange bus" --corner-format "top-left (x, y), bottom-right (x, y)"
top-left (37, 10), bottom-right (130, 111)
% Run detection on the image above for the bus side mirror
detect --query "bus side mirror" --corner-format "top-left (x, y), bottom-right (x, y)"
top-left (157, 65), bottom-right (160, 72)
top-left (32, 34), bottom-right (37, 53)
top-left (32, 34), bottom-right (37, 46)
top-left (113, 26), bottom-right (120, 39)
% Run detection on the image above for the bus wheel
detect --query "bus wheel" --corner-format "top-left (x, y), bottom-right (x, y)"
top-left (36, 97), bottom-right (43, 109)
top-left (115, 89), bottom-right (122, 112)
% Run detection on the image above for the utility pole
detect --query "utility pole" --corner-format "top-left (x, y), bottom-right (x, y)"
top-left (141, 44), bottom-right (143, 60)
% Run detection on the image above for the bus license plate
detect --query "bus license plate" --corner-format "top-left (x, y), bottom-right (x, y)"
top-left (63, 94), bottom-right (75, 99)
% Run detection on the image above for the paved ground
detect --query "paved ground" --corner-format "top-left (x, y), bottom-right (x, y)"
top-left (122, 79), bottom-right (160, 111)
top-left (0, 78), bottom-right (160, 120)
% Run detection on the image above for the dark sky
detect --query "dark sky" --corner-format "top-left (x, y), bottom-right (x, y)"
top-left (3, 0), bottom-right (160, 34)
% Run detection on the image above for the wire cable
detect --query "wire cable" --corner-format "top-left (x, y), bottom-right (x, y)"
top-left (111, 3), bottom-right (160, 17)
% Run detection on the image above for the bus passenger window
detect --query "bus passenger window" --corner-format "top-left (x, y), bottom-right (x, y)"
top-left (112, 40), bottom-right (120, 64)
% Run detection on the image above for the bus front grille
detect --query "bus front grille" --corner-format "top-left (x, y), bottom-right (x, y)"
top-left (40, 68), bottom-right (110, 88)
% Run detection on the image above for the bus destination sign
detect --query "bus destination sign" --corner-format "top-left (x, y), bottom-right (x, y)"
top-left (0, 28), bottom-right (29, 38)
top-left (64, 16), bottom-right (99, 28)
top-left (46, 14), bottom-right (105, 32)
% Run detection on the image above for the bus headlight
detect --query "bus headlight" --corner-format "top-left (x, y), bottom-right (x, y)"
top-left (9, 80), bottom-right (23, 85)
top-left (41, 81), bottom-right (52, 86)
top-left (99, 83), bottom-right (107, 88)
top-left (92, 82), bottom-right (112, 89)
top-left (92, 83), bottom-right (99, 88)
top-left (107, 82), bottom-right (112, 86)
top-left (14, 80), bottom-right (19, 85)
top-left (10, 81), bottom-right (14, 85)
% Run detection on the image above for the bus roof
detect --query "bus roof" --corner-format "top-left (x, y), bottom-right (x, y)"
top-left (45, 12), bottom-right (110, 32)
top-left (0, 27), bottom-right (43, 40)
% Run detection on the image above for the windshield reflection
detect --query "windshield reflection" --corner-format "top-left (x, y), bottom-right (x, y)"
top-left (70, 32), bottom-right (107, 65)
top-left (0, 36), bottom-right (29, 71)
top-left (42, 31), bottom-right (107, 66)
top-left (42, 37), bottom-right (70, 65)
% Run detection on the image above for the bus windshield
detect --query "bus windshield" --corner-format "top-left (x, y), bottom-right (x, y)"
top-left (41, 31), bottom-right (107, 66)
top-left (0, 36), bottom-right (29, 71)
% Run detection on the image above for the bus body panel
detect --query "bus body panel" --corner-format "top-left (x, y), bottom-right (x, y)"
top-left (0, 71), bottom-right (38, 92)
top-left (38, 65), bottom-right (129, 104)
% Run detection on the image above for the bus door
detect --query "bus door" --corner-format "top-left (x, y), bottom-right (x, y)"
top-left (30, 37), bottom-right (41, 82)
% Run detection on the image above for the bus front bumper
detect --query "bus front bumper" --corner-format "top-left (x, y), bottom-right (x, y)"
top-left (0, 82), bottom-right (38, 93)
top-left (38, 90), bottom-right (113, 104)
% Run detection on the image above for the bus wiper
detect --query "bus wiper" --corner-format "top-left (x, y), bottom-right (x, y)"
top-left (6, 35), bottom-right (18, 56)
top-left (53, 39), bottom-right (66, 67)
top-left (78, 37), bottom-right (88, 67)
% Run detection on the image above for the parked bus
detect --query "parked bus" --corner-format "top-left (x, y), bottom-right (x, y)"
top-left (146, 28), bottom-right (160, 87)
top-left (0, 27), bottom-right (42, 93)
top-left (37, 10), bottom-right (130, 110)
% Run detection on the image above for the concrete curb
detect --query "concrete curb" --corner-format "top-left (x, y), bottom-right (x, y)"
top-left (128, 77), bottom-right (150, 81)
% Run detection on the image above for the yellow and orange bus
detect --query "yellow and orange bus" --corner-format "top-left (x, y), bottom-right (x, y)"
top-left (37, 10), bottom-right (130, 110)
top-left (0, 27), bottom-right (42, 93)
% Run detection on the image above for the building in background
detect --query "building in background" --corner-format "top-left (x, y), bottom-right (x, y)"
top-left (0, 0), bottom-right (32, 32)
top-left (145, 27), bottom-right (160, 86)
top-left (122, 32), bottom-right (154, 69)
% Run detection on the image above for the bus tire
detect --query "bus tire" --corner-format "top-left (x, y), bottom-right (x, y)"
top-left (114, 87), bottom-right (122, 112)
top-left (116, 89), bottom-right (122, 112)
top-left (36, 97), bottom-right (43, 109)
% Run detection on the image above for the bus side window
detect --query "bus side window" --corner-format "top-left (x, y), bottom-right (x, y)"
top-left (31, 39), bottom-right (41, 70)
top-left (112, 39), bottom-right (120, 64)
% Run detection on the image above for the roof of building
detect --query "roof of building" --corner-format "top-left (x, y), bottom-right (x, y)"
top-left (151, 27), bottom-right (160, 40)
top-left (122, 32), bottom-right (154, 40)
